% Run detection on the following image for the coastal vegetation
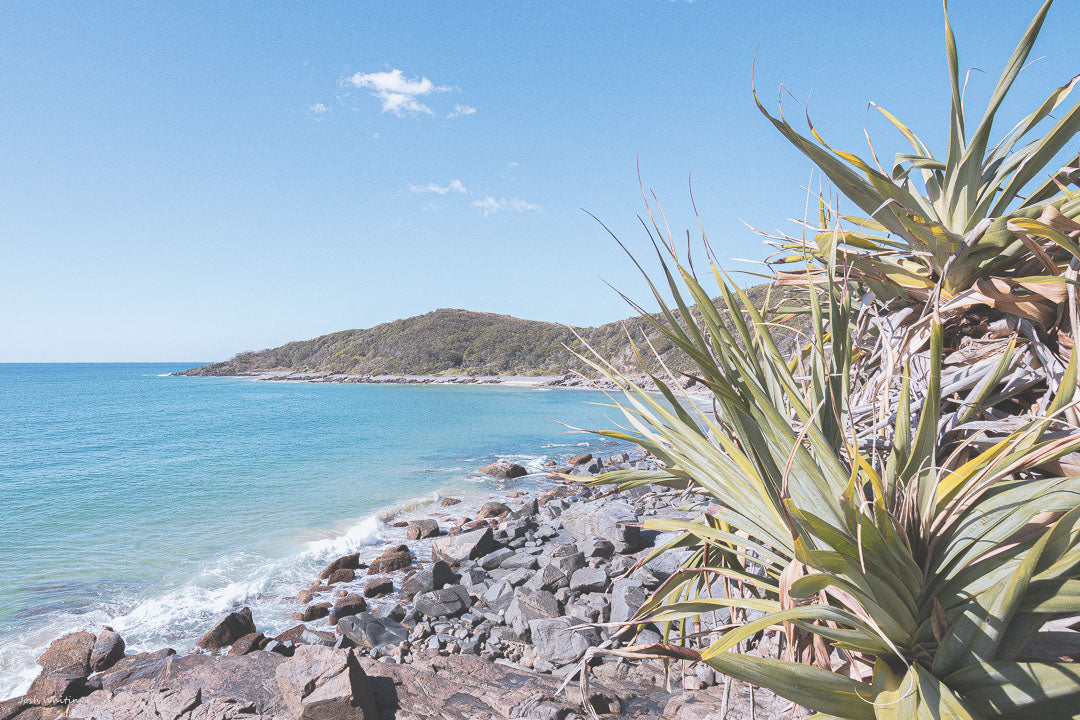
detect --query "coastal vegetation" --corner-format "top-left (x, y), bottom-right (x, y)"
top-left (590, 1), bottom-right (1080, 717)
top-left (180, 286), bottom-right (803, 378)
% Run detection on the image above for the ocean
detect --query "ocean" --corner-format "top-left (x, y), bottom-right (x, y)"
top-left (0, 363), bottom-right (629, 697)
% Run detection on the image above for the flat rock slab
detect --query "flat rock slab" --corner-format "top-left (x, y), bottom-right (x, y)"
top-left (359, 654), bottom-right (666, 720)
top-left (55, 646), bottom-right (667, 720)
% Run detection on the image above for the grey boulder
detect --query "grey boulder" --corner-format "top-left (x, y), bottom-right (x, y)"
top-left (401, 560), bottom-right (455, 597)
top-left (337, 613), bottom-right (409, 650)
top-left (610, 579), bottom-right (649, 625)
top-left (414, 585), bottom-right (472, 618)
top-left (529, 617), bottom-right (600, 666)
top-left (431, 527), bottom-right (498, 565)
top-left (569, 566), bottom-right (608, 594)
top-left (505, 588), bottom-right (560, 636)
top-left (560, 500), bottom-right (641, 553)
top-left (275, 645), bottom-right (379, 720)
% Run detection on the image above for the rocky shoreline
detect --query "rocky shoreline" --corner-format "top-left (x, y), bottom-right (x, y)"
top-left (2, 451), bottom-right (789, 720)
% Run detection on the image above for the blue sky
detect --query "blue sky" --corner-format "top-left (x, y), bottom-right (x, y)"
top-left (2, 1), bottom-right (1077, 361)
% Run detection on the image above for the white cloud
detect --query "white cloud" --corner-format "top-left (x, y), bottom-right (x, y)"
top-left (447, 104), bottom-right (477, 118)
top-left (409, 179), bottom-right (467, 195)
top-left (471, 196), bottom-right (542, 217)
top-left (507, 161), bottom-right (520, 169)
top-left (343, 68), bottom-right (452, 117)
top-left (307, 102), bottom-right (330, 119)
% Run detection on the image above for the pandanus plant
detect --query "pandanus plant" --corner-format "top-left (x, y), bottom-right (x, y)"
top-left (760, 0), bottom-right (1080, 460)
top-left (581, 229), bottom-right (1080, 718)
top-left (576, 3), bottom-right (1080, 716)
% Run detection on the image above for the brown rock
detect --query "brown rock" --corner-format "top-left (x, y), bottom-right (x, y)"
top-left (26, 674), bottom-right (85, 706)
top-left (69, 651), bottom-right (288, 719)
top-left (405, 519), bottom-right (439, 540)
top-left (318, 553), bottom-right (360, 580)
top-left (366, 544), bottom-right (412, 575)
top-left (477, 502), bottom-right (511, 518)
top-left (89, 628), bottom-right (125, 672)
top-left (293, 602), bottom-right (331, 623)
top-left (275, 625), bottom-right (308, 644)
top-left (329, 595), bottom-right (367, 625)
top-left (0, 698), bottom-right (28, 720)
top-left (391, 520), bottom-right (409, 528)
top-left (567, 452), bottom-right (593, 466)
top-left (363, 578), bottom-right (393, 598)
top-left (477, 460), bottom-right (527, 478)
top-left (227, 632), bottom-right (267, 656)
top-left (37, 632), bottom-right (95, 677)
top-left (95, 649), bottom-right (176, 694)
top-left (439, 497), bottom-right (461, 507)
top-left (275, 646), bottom-right (379, 720)
top-left (197, 607), bottom-right (256, 651)
top-left (327, 568), bottom-right (356, 585)
top-left (356, 653), bottom-right (663, 719)
top-left (296, 589), bottom-right (314, 603)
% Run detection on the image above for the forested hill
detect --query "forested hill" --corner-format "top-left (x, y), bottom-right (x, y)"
top-left (179, 284), bottom-right (801, 377)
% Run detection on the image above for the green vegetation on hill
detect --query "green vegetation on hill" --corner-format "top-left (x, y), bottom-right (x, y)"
top-left (181, 283), bottom-right (803, 377)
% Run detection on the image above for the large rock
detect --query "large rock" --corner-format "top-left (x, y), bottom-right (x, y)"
top-left (95, 649), bottom-right (176, 693)
top-left (529, 617), bottom-right (601, 666)
top-left (431, 527), bottom-right (497, 565)
top-left (477, 461), bottom-right (527, 479)
top-left (197, 607), bottom-right (256, 651)
top-left (37, 632), bottom-right (95, 678)
top-left (567, 453), bottom-right (593, 466)
top-left (401, 560), bottom-right (454, 597)
top-left (337, 613), bottom-right (409, 650)
top-left (358, 654), bottom-right (657, 720)
top-left (522, 563), bottom-right (569, 593)
top-left (414, 585), bottom-right (472, 618)
top-left (480, 579), bottom-right (515, 613)
top-left (65, 642), bottom-right (666, 720)
top-left (318, 553), bottom-right (361, 580)
top-left (330, 594), bottom-right (367, 624)
top-left (499, 553), bottom-right (538, 571)
top-left (478, 548), bottom-right (515, 571)
top-left (367, 544), bottom-right (412, 575)
top-left (89, 628), bottom-right (125, 672)
top-left (227, 632), bottom-right (267, 656)
top-left (363, 578), bottom-right (393, 598)
top-left (477, 502), bottom-right (511, 519)
top-left (570, 566), bottom-right (608, 594)
top-left (560, 500), bottom-right (641, 553)
top-left (293, 602), bottom-right (331, 623)
top-left (406, 519), bottom-right (440, 540)
top-left (505, 588), bottom-right (560, 636)
top-left (581, 535), bottom-right (615, 559)
top-left (70, 651), bottom-right (289, 719)
top-left (275, 646), bottom-right (379, 720)
top-left (611, 578), bottom-right (650, 625)
top-left (26, 673), bottom-right (86, 706)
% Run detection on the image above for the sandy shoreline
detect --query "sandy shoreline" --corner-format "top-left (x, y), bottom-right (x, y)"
top-left (171, 369), bottom-right (714, 397)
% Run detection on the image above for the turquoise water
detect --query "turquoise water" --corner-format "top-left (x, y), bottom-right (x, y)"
top-left (0, 364), bottom-right (625, 697)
